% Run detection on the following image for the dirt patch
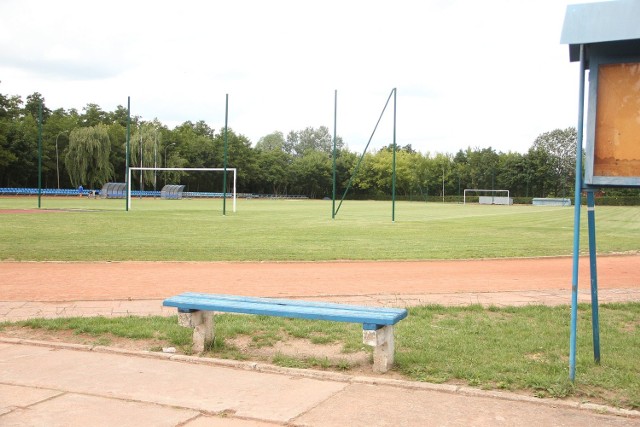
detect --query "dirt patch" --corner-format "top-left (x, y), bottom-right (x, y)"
top-left (0, 326), bottom-right (403, 378)
top-left (228, 335), bottom-right (370, 366)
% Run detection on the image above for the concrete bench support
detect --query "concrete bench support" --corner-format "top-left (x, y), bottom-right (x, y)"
top-left (178, 310), bottom-right (214, 353)
top-left (363, 325), bottom-right (395, 373)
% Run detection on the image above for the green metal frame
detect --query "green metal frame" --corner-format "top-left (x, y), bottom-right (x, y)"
top-left (332, 88), bottom-right (397, 221)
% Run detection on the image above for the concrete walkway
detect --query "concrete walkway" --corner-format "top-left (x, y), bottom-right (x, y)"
top-left (2, 288), bottom-right (640, 321)
top-left (2, 290), bottom-right (640, 426)
top-left (1, 339), bottom-right (639, 427)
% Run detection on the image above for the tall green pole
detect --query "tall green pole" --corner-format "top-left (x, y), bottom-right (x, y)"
top-left (391, 88), bottom-right (397, 222)
top-left (37, 101), bottom-right (43, 208)
top-left (332, 90), bottom-right (337, 219)
top-left (223, 94), bottom-right (228, 216)
top-left (125, 96), bottom-right (131, 211)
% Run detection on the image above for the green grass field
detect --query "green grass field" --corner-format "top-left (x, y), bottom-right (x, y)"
top-left (2, 196), bottom-right (639, 409)
top-left (1, 197), bottom-right (638, 261)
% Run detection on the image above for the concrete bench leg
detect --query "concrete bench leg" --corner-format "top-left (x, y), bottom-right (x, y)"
top-left (178, 310), bottom-right (214, 353)
top-left (363, 325), bottom-right (395, 373)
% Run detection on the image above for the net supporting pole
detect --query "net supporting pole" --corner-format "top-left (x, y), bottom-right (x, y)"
top-left (126, 96), bottom-right (130, 211)
top-left (392, 88), bottom-right (397, 222)
top-left (223, 94), bottom-right (228, 215)
top-left (37, 101), bottom-right (42, 208)
top-left (332, 89), bottom-right (337, 219)
top-left (335, 88), bottom-right (395, 217)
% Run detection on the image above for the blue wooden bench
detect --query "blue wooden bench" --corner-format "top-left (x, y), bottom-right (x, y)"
top-left (163, 292), bottom-right (408, 373)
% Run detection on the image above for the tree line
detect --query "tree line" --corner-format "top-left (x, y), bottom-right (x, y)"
top-left (1, 89), bottom-right (635, 201)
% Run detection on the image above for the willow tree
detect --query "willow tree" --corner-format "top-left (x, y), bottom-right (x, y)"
top-left (64, 124), bottom-right (114, 189)
top-left (129, 121), bottom-right (162, 189)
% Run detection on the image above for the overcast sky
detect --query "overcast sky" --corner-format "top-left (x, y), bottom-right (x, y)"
top-left (0, 0), bottom-right (593, 155)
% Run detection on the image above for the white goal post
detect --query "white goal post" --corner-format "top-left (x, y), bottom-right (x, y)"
top-left (127, 167), bottom-right (237, 212)
top-left (463, 189), bottom-right (511, 205)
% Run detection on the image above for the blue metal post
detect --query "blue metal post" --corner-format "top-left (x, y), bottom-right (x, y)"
top-left (569, 44), bottom-right (586, 382)
top-left (586, 190), bottom-right (601, 363)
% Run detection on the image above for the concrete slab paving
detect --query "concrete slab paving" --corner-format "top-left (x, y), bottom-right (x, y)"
top-left (293, 383), bottom-right (640, 427)
top-left (0, 393), bottom-right (199, 427)
top-left (183, 414), bottom-right (283, 426)
top-left (0, 384), bottom-right (62, 416)
top-left (0, 343), bottom-right (347, 424)
top-left (0, 341), bottom-right (639, 426)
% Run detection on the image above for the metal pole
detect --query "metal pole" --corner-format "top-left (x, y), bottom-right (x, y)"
top-left (335, 88), bottom-right (395, 217)
top-left (587, 190), bottom-right (601, 363)
top-left (332, 89), bottom-right (337, 219)
top-left (569, 44), bottom-right (586, 382)
top-left (126, 96), bottom-right (130, 211)
top-left (37, 101), bottom-right (43, 208)
top-left (139, 130), bottom-right (143, 199)
top-left (154, 132), bottom-right (157, 197)
top-left (223, 94), bottom-right (228, 215)
top-left (392, 88), bottom-right (397, 222)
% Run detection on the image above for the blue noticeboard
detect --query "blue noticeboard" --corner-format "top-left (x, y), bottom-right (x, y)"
top-left (561, 0), bottom-right (640, 382)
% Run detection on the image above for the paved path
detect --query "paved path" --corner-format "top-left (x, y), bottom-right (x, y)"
top-left (2, 288), bottom-right (640, 321)
top-left (1, 340), bottom-right (639, 426)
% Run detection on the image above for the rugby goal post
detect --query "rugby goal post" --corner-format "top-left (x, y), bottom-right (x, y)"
top-left (463, 189), bottom-right (511, 205)
top-left (127, 167), bottom-right (236, 212)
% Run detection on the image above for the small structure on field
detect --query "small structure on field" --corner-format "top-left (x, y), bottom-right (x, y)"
top-left (160, 185), bottom-right (185, 200)
top-left (99, 183), bottom-right (126, 199)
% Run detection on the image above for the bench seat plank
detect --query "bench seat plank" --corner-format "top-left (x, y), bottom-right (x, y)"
top-left (163, 292), bottom-right (407, 327)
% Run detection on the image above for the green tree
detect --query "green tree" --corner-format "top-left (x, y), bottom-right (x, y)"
top-left (64, 124), bottom-right (114, 188)
top-left (255, 131), bottom-right (291, 195)
top-left (531, 127), bottom-right (576, 198)
top-left (24, 92), bottom-right (51, 121)
top-left (129, 121), bottom-right (163, 190)
top-left (287, 126), bottom-right (342, 157)
top-left (80, 103), bottom-right (107, 127)
top-left (290, 150), bottom-right (332, 198)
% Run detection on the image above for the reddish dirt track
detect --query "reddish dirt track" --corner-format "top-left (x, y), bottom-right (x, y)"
top-left (1, 256), bottom-right (639, 302)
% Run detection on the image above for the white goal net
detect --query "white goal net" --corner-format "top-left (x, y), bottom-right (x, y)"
top-left (463, 189), bottom-right (512, 205)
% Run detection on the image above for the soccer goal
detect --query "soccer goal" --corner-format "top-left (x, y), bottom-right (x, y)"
top-left (463, 189), bottom-right (512, 205)
top-left (127, 167), bottom-right (237, 211)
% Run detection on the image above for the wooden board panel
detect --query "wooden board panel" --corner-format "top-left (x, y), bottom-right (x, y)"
top-left (594, 62), bottom-right (640, 177)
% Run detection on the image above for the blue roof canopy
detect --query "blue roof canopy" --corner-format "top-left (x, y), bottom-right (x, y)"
top-left (561, 0), bottom-right (640, 63)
